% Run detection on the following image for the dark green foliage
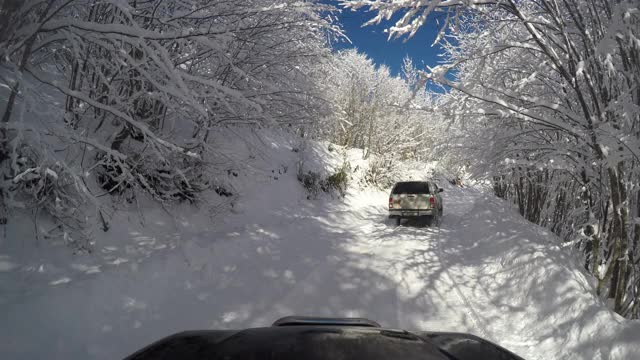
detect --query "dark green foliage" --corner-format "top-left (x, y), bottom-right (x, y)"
top-left (324, 163), bottom-right (349, 197)
top-left (298, 162), bottom-right (350, 199)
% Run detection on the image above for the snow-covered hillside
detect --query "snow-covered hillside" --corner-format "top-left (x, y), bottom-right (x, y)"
top-left (1, 130), bottom-right (639, 360)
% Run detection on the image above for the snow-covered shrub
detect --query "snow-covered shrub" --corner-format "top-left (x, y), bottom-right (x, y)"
top-left (95, 155), bottom-right (133, 197)
top-left (297, 162), bottom-right (350, 199)
top-left (363, 156), bottom-right (402, 189)
top-left (324, 162), bottom-right (350, 197)
top-left (140, 156), bottom-right (210, 204)
top-left (96, 152), bottom-right (209, 204)
top-left (297, 170), bottom-right (322, 199)
top-left (8, 145), bottom-right (89, 251)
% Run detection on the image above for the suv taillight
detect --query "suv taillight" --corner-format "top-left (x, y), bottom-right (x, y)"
top-left (389, 197), bottom-right (393, 208)
top-left (429, 196), bottom-right (435, 206)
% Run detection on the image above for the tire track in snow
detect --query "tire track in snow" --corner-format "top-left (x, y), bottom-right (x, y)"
top-left (433, 189), bottom-right (495, 342)
top-left (434, 223), bottom-right (494, 342)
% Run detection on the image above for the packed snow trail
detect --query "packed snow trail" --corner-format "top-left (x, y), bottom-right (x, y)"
top-left (2, 175), bottom-right (640, 359)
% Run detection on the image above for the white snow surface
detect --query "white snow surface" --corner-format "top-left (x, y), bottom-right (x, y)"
top-left (1, 130), bottom-right (639, 360)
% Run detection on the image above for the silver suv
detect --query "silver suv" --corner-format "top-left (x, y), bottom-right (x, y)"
top-left (388, 181), bottom-right (443, 226)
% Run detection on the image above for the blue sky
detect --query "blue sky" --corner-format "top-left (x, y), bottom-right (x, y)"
top-left (329, 2), bottom-right (447, 77)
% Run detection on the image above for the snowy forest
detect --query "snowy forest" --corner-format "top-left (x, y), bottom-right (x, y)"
top-left (1, 0), bottom-right (639, 358)
top-left (340, 0), bottom-right (640, 318)
top-left (0, 0), bottom-right (438, 245)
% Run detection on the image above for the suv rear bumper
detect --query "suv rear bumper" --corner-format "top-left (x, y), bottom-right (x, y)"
top-left (388, 209), bottom-right (433, 218)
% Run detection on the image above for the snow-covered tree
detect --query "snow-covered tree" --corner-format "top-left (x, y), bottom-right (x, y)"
top-left (314, 49), bottom-right (439, 185)
top-left (0, 0), bottom-right (337, 248)
top-left (320, 50), bottom-right (435, 156)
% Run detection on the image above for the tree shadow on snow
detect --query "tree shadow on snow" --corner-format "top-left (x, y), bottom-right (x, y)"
top-left (1, 189), bottom-right (635, 360)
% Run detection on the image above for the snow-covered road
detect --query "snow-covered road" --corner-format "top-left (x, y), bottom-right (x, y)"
top-left (2, 177), bottom-right (639, 359)
top-left (240, 185), bottom-right (639, 360)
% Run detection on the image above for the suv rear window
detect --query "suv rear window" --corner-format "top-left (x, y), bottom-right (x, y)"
top-left (392, 182), bottom-right (430, 194)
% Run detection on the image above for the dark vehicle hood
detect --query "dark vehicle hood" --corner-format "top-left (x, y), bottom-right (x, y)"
top-left (125, 326), bottom-right (524, 360)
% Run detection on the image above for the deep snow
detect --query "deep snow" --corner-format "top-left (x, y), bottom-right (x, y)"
top-left (1, 131), bottom-right (639, 359)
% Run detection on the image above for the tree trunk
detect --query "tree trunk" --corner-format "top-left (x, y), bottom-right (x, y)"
top-left (1, 1), bottom-right (55, 160)
top-left (603, 164), bottom-right (630, 313)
